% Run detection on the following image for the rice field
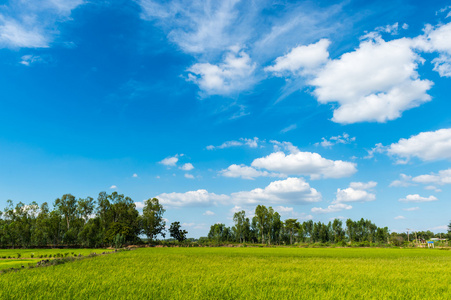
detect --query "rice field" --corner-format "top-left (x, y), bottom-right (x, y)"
top-left (0, 248), bottom-right (113, 271)
top-left (1, 247), bottom-right (451, 299)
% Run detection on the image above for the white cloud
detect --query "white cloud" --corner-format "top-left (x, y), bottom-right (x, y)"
top-left (311, 181), bottom-right (376, 214)
top-left (420, 22), bottom-right (451, 77)
top-left (220, 164), bottom-right (285, 180)
top-left (134, 202), bottom-right (145, 210)
top-left (187, 49), bottom-right (256, 96)
top-left (251, 151), bottom-right (357, 180)
top-left (403, 207), bottom-right (419, 211)
top-left (311, 203), bottom-right (352, 214)
top-left (364, 143), bottom-right (386, 159)
top-left (207, 137), bottom-right (259, 150)
top-left (387, 128), bottom-right (451, 162)
top-left (159, 155), bottom-right (179, 167)
top-left (309, 36), bottom-right (432, 124)
top-left (274, 206), bottom-right (294, 213)
top-left (19, 54), bottom-right (46, 66)
top-left (280, 124), bottom-right (297, 134)
top-left (231, 177), bottom-right (321, 206)
top-left (373, 22), bottom-right (404, 35)
top-left (139, 0), bottom-right (246, 54)
top-left (132, 173), bottom-right (138, 178)
top-left (203, 210), bottom-right (215, 216)
top-left (138, 0), bottom-right (348, 98)
top-left (399, 194), bottom-right (438, 203)
top-left (335, 187), bottom-right (376, 203)
top-left (265, 39), bottom-right (330, 75)
top-left (349, 181), bottom-right (377, 190)
top-left (394, 215), bottom-right (406, 220)
top-left (157, 189), bottom-right (230, 207)
top-left (315, 133), bottom-right (356, 148)
top-left (0, 0), bottom-right (84, 49)
top-left (412, 168), bottom-right (451, 185)
top-left (184, 174), bottom-right (194, 179)
top-left (180, 163), bottom-right (194, 171)
top-left (110, 185), bottom-right (117, 189)
top-left (390, 174), bottom-right (414, 187)
top-left (270, 140), bottom-right (300, 154)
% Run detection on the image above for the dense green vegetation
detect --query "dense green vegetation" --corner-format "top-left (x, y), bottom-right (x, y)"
top-left (204, 206), bottom-right (448, 246)
top-left (0, 192), bottom-right (448, 248)
top-left (0, 192), bottom-right (166, 248)
top-left (1, 247), bottom-right (451, 299)
top-left (0, 249), bottom-right (113, 271)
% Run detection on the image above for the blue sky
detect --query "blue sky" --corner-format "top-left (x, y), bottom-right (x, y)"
top-left (1, 0), bottom-right (451, 237)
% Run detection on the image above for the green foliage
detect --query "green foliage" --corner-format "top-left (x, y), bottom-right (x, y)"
top-left (141, 198), bottom-right (166, 242)
top-left (1, 248), bottom-right (451, 299)
top-left (169, 222), bottom-right (188, 242)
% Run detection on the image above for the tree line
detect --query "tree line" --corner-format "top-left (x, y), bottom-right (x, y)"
top-left (205, 205), bottom-right (449, 246)
top-left (0, 192), bottom-right (178, 248)
top-left (0, 193), bottom-right (447, 248)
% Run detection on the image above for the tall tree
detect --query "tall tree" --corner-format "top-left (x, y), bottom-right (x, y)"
top-left (142, 198), bottom-right (166, 242)
top-left (77, 196), bottom-right (95, 225)
top-left (233, 210), bottom-right (246, 243)
top-left (285, 219), bottom-right (299, 245)
top-left (54, 194), bottom-right (77, 230)
top-left (169, 222), bottom-right (188, 242)
top-left (254, 205), bottom-right (269, 243)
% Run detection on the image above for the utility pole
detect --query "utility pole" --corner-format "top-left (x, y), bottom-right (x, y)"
top-left (407, 228), bottom-right (411, 242)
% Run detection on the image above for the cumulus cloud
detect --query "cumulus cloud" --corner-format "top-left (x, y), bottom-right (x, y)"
top-left (270, 140), bottom-right (300, 154)
top-left (349, 181), bottom-right (377, 190)
top-left (311, 181), bottom-right (376, 214)
top-left (315, 133), bottom-right (356, 148)
top-left (309, 36), bottom-right (432, 124)
top-left (265, 39), bottom-right (330, 75)
top-left (134, 202), bottom-right (145, 210)
top-left (132, 173), bottom-right (138, 178)
top-left (187, 48), bottom-right (256, 96)
top-left (159, 155), bottom-right (179, 167)
top-left (419, 22), bottom-right (451, 77)
top-left (335, 187), bottom-right (376, 203)
top-left (387, 128), bottom-right (451, 162)
top-left (220, 164), bottom-right (285, 180)
top-left (180, 163), bottom-right (194, 171)
top-left (412, 169), bottom-right (451, 185)
top-left (157, 189), bottom-right (229, 207)
top-left (394, 215), bottom-right (406, 220)
top-left (184, 174), bottom-right (194, 179)
top-left (375, 22), bottom-right (402, 35)
top-left (207, 137), bottom-right (259, 150)
top-left (203, 210), bottom-right (215, 216)
top-left (138, 0), bottom-right (349, 96)
top-left (399, 194), bottom-right (438, 203)
top-left (311, 203), bottom-right (352, 214)
top-left (231, 177), bottom-right (321, 205)
top-left (390, 174), bottom-right (414, 187)
top-left (0, 0), bottom-right (84, 49)
top-left (110, 185), bottom-right (117, 189)
top-left (251, 151), bottom-right (357, 180)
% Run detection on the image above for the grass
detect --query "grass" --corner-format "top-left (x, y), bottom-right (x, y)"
top-left (0, 248), bottom-right (113, 271)
top-left (1, 247), bottom-right (451, 299)
top-left (0, 248), bottom-right (113, 258)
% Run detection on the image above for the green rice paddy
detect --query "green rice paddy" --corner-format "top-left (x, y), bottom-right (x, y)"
top-left (0, 248), bottom-right (113, 271)
top-left (1, 247), bottom-right (450, 299)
